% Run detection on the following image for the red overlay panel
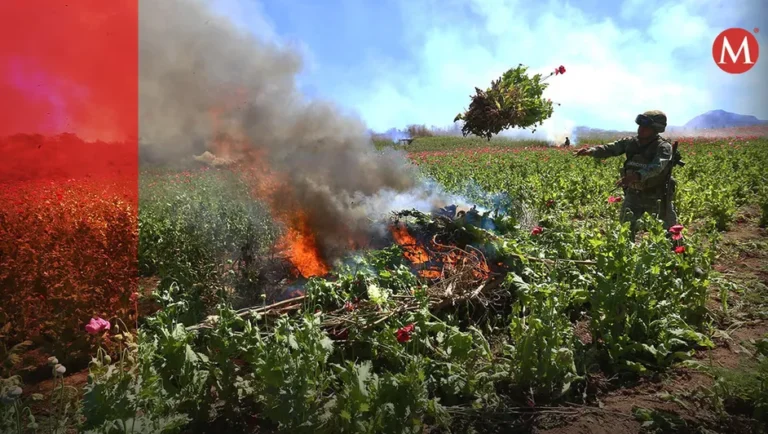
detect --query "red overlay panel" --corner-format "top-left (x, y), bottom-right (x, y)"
top-left (0, 1), bottom-right (139, 353)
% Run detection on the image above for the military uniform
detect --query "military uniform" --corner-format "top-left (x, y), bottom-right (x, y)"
top-left (584, 111), bottom-right (679, 236)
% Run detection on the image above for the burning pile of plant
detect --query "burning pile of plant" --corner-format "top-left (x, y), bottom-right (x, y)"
top-left (391, 222), bottom-right (491, 280)
top-left (189, 205), bottom-right (555, 334)
top-left (388, 209), bottom-right (494, 282)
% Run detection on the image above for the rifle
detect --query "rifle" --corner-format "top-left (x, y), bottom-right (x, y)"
top-left (671, 140), bottom-right (685, 168)
top-left (660, 141), bottom-right (684, 222)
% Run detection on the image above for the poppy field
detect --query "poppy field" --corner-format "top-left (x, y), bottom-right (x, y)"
top-left (2, 130), bottom-right (768, 433)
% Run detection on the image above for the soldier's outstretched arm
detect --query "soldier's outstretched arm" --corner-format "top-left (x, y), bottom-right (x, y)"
top-left (587, 137), bottom-right (632, 158)
top-left (637, 141), bottom-right (673, 185)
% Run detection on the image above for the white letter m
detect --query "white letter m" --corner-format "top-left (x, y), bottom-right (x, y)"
top-left (719, 35), bottom-right (754, 64)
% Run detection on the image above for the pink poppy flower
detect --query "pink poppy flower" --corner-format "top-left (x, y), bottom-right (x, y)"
top-left (85, 317), bottom-right (110, 335)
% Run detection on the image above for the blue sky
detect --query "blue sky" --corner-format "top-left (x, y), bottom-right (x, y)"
top-left (209, 0), bottom-right (767, 138)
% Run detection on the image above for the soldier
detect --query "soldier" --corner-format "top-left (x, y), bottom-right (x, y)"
top-left (574, 110), bottom-right (679, 238)
top-left (564, 137), bottom-right (570, 147)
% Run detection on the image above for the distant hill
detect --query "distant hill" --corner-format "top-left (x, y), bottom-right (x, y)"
top-left (682, 110), bottom-right (768, 129)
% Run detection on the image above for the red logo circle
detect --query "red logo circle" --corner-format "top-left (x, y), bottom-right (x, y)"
top-left (712, 28), bottom-right (760, 73)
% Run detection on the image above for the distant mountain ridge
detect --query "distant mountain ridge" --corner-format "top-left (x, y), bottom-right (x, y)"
top-left (574, 110), bottom-right (768, 136)
top-left (682, 110), bottom-right (768, 129)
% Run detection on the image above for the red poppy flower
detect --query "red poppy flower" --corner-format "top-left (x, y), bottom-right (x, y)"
top-left (344, 301), bottom-right (355, 312)
top-left (669, 224), bottom-right (684, 240)
top-left (546, 199), bottom-right (555, 207)
top-left (608, 196), bottom-right (622, 203)
top-left (396, 323), bottom-right (415, 343)
top-left (669, 224), bottom-right (684, 234)
top-left (558, 65), bottom-right (566, 74)
top-left (674, 245), bottom-right (685, 254)
top-left (531, 226), bottom-right (543, 235)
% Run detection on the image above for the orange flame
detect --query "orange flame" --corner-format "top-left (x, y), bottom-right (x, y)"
top-left (419, 269), bottom-right (442, 279)
top-left (275, 210), bottom-right (329, 277)
top-left (208, 107), bottom-right (329, 278)
top-left (389, 222), bottom-right (490, 280)
top-left (390, 223), bottom-right (430, 264)
top-left (245, 154), bottom-right (329, 278)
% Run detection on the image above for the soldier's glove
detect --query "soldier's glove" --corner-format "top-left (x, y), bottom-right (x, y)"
top-left (574, 148), bottom-right (592, 157)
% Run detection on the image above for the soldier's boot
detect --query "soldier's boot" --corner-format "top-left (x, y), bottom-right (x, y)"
top-left (662, 200), bottom-right (678, 230)
top-left (662, 202), bottom-right (680, 242)
top-left (660, 181), bottom-right (679, 238)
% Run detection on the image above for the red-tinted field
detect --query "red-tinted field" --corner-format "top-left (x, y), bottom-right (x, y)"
top-left (0, 1), bottom-right (139, 361)
top-left (0, 174), bottom-right (138, 356)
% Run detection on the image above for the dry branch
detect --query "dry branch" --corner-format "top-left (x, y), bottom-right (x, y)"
top-left (186, 261), bottom-right (505, 333)
top-left (187, 295), bottom-right (306, 331)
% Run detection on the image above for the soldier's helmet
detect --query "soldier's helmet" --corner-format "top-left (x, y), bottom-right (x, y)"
top-left (635, 110), bottom-right (667, 133)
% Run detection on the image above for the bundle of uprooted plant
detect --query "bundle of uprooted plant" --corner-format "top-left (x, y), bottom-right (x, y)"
top-left (454, 64), bottom-right (564, 140)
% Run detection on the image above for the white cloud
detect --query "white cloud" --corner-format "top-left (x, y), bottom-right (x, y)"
top-left (648, 4), bottom-right (709, 48)
top-left (330, 0), bottom-right (767, 137)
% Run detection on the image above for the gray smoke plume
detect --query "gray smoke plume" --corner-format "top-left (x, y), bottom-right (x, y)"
top-left (139, 0), bottom-right (463, 264)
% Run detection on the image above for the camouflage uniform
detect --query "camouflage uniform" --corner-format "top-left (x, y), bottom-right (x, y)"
top-left (586, 110), bottom-right (679, 236)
